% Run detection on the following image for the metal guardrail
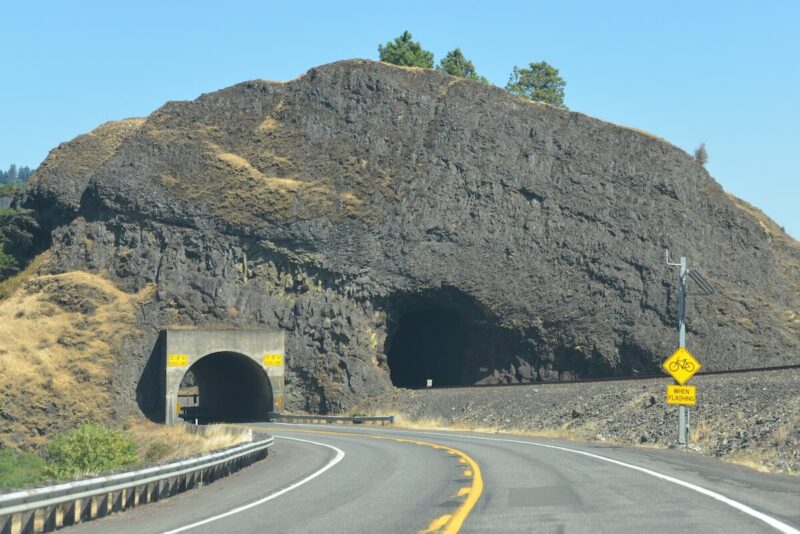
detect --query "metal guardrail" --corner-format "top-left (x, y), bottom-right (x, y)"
top-left (267, 412), bottom-right (395, 426)
top-left (0, 432), bottom-right (273, 534)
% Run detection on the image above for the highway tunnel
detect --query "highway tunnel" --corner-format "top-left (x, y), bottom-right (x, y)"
top-left (179, 351), bottom-right (273, 422)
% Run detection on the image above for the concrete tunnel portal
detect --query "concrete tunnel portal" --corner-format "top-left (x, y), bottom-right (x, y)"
top-left (163, 329), bottom-right (285, 425)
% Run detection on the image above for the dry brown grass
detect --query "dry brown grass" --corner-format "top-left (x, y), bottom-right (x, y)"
top-left (362, 409), bottom-right (586, 442)
top-left (725, 449), bottom-right (780, 474)
top-left (0, 271), bottom-right (153, 449)
top-left (0, 252), bottom-right (49, 300)
top-left (125, 418), bottom-right (251, 463)
top-left (27, 119), bottom-right (145, 188)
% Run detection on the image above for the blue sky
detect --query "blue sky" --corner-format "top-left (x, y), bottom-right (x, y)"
top-left (2, 0), bottom-right (798, 237)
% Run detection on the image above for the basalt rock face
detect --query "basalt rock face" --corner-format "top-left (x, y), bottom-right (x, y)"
top-left (20, 60), bottom-right (800, 416)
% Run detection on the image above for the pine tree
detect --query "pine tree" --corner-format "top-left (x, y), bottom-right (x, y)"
top-left (437, 48), bottom-right (488, 83)
top-left (506, 61), bottom-right (567, 108)
top-left (378, 31), bottom-right (434, 68)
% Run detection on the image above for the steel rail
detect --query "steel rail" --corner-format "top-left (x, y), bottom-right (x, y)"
top-left (420, 363), bottom-right (800, 390)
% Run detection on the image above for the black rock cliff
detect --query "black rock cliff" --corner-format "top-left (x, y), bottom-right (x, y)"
top-left (21, 60), bottom-right (800, 416)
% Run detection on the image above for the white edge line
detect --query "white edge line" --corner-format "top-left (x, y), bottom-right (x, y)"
top-left (266, 423), bottom-right (798, 534)
top-left (162, 436), bottom-right (345, 534)
top-left (405, 429), bottom-right (800, 534)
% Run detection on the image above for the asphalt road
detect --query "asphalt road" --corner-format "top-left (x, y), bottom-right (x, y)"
top-left (68, 423), bottom-right (800, 534)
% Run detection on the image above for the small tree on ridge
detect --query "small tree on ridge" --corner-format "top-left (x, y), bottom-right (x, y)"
top-left (506, 61), bottom-right (566, 108)
top-left (378, 31), bottom-right (434, 68)
top-left (437, 48), bottom-right (487, 83)
top-left (694, 143), bottom-right (708, 166)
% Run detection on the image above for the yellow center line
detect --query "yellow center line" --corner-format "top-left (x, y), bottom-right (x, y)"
top-left (251, 426), bottom-right (483, 534)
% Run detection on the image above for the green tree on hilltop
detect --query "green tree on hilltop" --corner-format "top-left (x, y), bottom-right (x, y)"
top-left (378, 31), bottom-right (434, 68)
top-left (506, 61), bottom-right (567, 108)
top-left (437, 48), bottom-right (488, 83)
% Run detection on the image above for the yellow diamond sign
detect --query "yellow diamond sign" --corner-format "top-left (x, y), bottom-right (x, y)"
top-left (662, 347), bottom-right (701, 385)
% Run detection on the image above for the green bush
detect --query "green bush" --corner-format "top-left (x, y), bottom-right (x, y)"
top-left (0, 448), bottom-right (45, 488)
top-left (144, 441), bottom-right (170, 463)
top-left (43, 424), bottom-right (138, 479)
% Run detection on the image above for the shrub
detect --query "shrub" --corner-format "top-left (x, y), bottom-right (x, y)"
top-left (43, 424), bottom-right (138, 479)
top-left (0, 448), bottom-right (45, 488)
top-left (144, 441), bottom-right (171, 463)
top-left (694, 143), bottom-right (708, 165)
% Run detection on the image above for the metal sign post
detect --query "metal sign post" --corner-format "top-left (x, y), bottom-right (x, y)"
top-left (665, 250), bottom-right (713, 449)
top-left (677, 256), bottom-right (689, 446)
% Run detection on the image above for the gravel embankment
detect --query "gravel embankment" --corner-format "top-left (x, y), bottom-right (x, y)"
top-left (364, 369), bottom-right (800, 474)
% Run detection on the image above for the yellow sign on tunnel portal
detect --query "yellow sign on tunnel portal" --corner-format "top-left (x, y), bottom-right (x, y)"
top-left (263, 353), bottom-right (283, 367)
top-left (167, 354), bottom-right (189, 367)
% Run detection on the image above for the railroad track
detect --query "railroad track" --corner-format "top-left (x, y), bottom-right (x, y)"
top-left (424, 363), bottom-right (800, 390)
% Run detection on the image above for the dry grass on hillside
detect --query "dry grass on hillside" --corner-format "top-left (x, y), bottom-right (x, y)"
top-left (0, 270), bottom-right (153, 450)
top-left (125, 419), bottom-right (252, 464)
top-left (359, 409), bottom-right (586, 442)
top-left (28, 119), bottom-right (145, 185)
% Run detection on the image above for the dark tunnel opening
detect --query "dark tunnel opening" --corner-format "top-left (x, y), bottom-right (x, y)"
top-left (179, 352), bottom-right (272, 422)
top-left (383, 287), bottom-right (526, 389)
top-left (386, 307), bottom-right (470, 388)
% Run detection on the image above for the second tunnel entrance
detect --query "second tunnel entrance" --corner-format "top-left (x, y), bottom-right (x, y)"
top-left (383, 287), bottom-right (531, 388)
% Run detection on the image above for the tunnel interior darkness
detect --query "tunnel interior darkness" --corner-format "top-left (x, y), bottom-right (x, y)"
top-left (383, 287), bottom-right (520, 389)
top-left (387, 307), bottom-right (470, 388)
top-left (179, 351), bottom-right (272, 422)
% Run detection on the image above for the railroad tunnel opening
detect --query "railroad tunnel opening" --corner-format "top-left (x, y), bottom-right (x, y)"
top-left (386, 306), bottom-right (469, 388)
top-left (384, 287), bottom-right (529, 388)
top-left (178, 351), bottom-right (272, 422)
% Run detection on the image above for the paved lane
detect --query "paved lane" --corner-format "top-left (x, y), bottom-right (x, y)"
top-left (254, 424), bottom-right (800, 534)
top-left (68, 428), bottom-right (476, 534)
top-left (66, 423), bottom-right (800, 534)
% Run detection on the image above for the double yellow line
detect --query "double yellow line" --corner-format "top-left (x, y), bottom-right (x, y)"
top-left (269, 428), bottom-right (483, 534)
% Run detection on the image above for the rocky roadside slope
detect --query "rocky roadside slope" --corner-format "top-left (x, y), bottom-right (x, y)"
top-left (364, 368), bottom-right (800, 474)
top-left (12, 59), bottom-right (800, 419)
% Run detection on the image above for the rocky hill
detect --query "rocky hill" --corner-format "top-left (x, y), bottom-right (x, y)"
top-left (15, 60), bottom-right (800, 419)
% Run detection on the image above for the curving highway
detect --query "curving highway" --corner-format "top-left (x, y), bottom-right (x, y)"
top-left (67, 423), bottom-right (800, 533)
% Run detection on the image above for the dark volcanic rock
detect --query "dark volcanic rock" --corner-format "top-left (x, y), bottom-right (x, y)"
top-left (19, 60), bottom-right (800, 415)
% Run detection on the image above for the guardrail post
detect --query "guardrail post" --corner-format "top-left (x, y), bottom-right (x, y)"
top-left (124, 487), bottom-right (135, 509)
top-left (40, 505), bottom-right (56, 532)
top-left (0, 514), bottom-right (16, 534)
top-left (97, 493), bottom-right (109, 518)
top-left (0, 514), bottom-right (12, 534)
top-left (20, 510), bottom-right (34, 534)
top-left (61, 501), bottom-right (75, 527)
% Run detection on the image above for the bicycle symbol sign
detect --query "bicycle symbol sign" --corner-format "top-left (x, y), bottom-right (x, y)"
top-left (662, 347), bottom-right (701, 385)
